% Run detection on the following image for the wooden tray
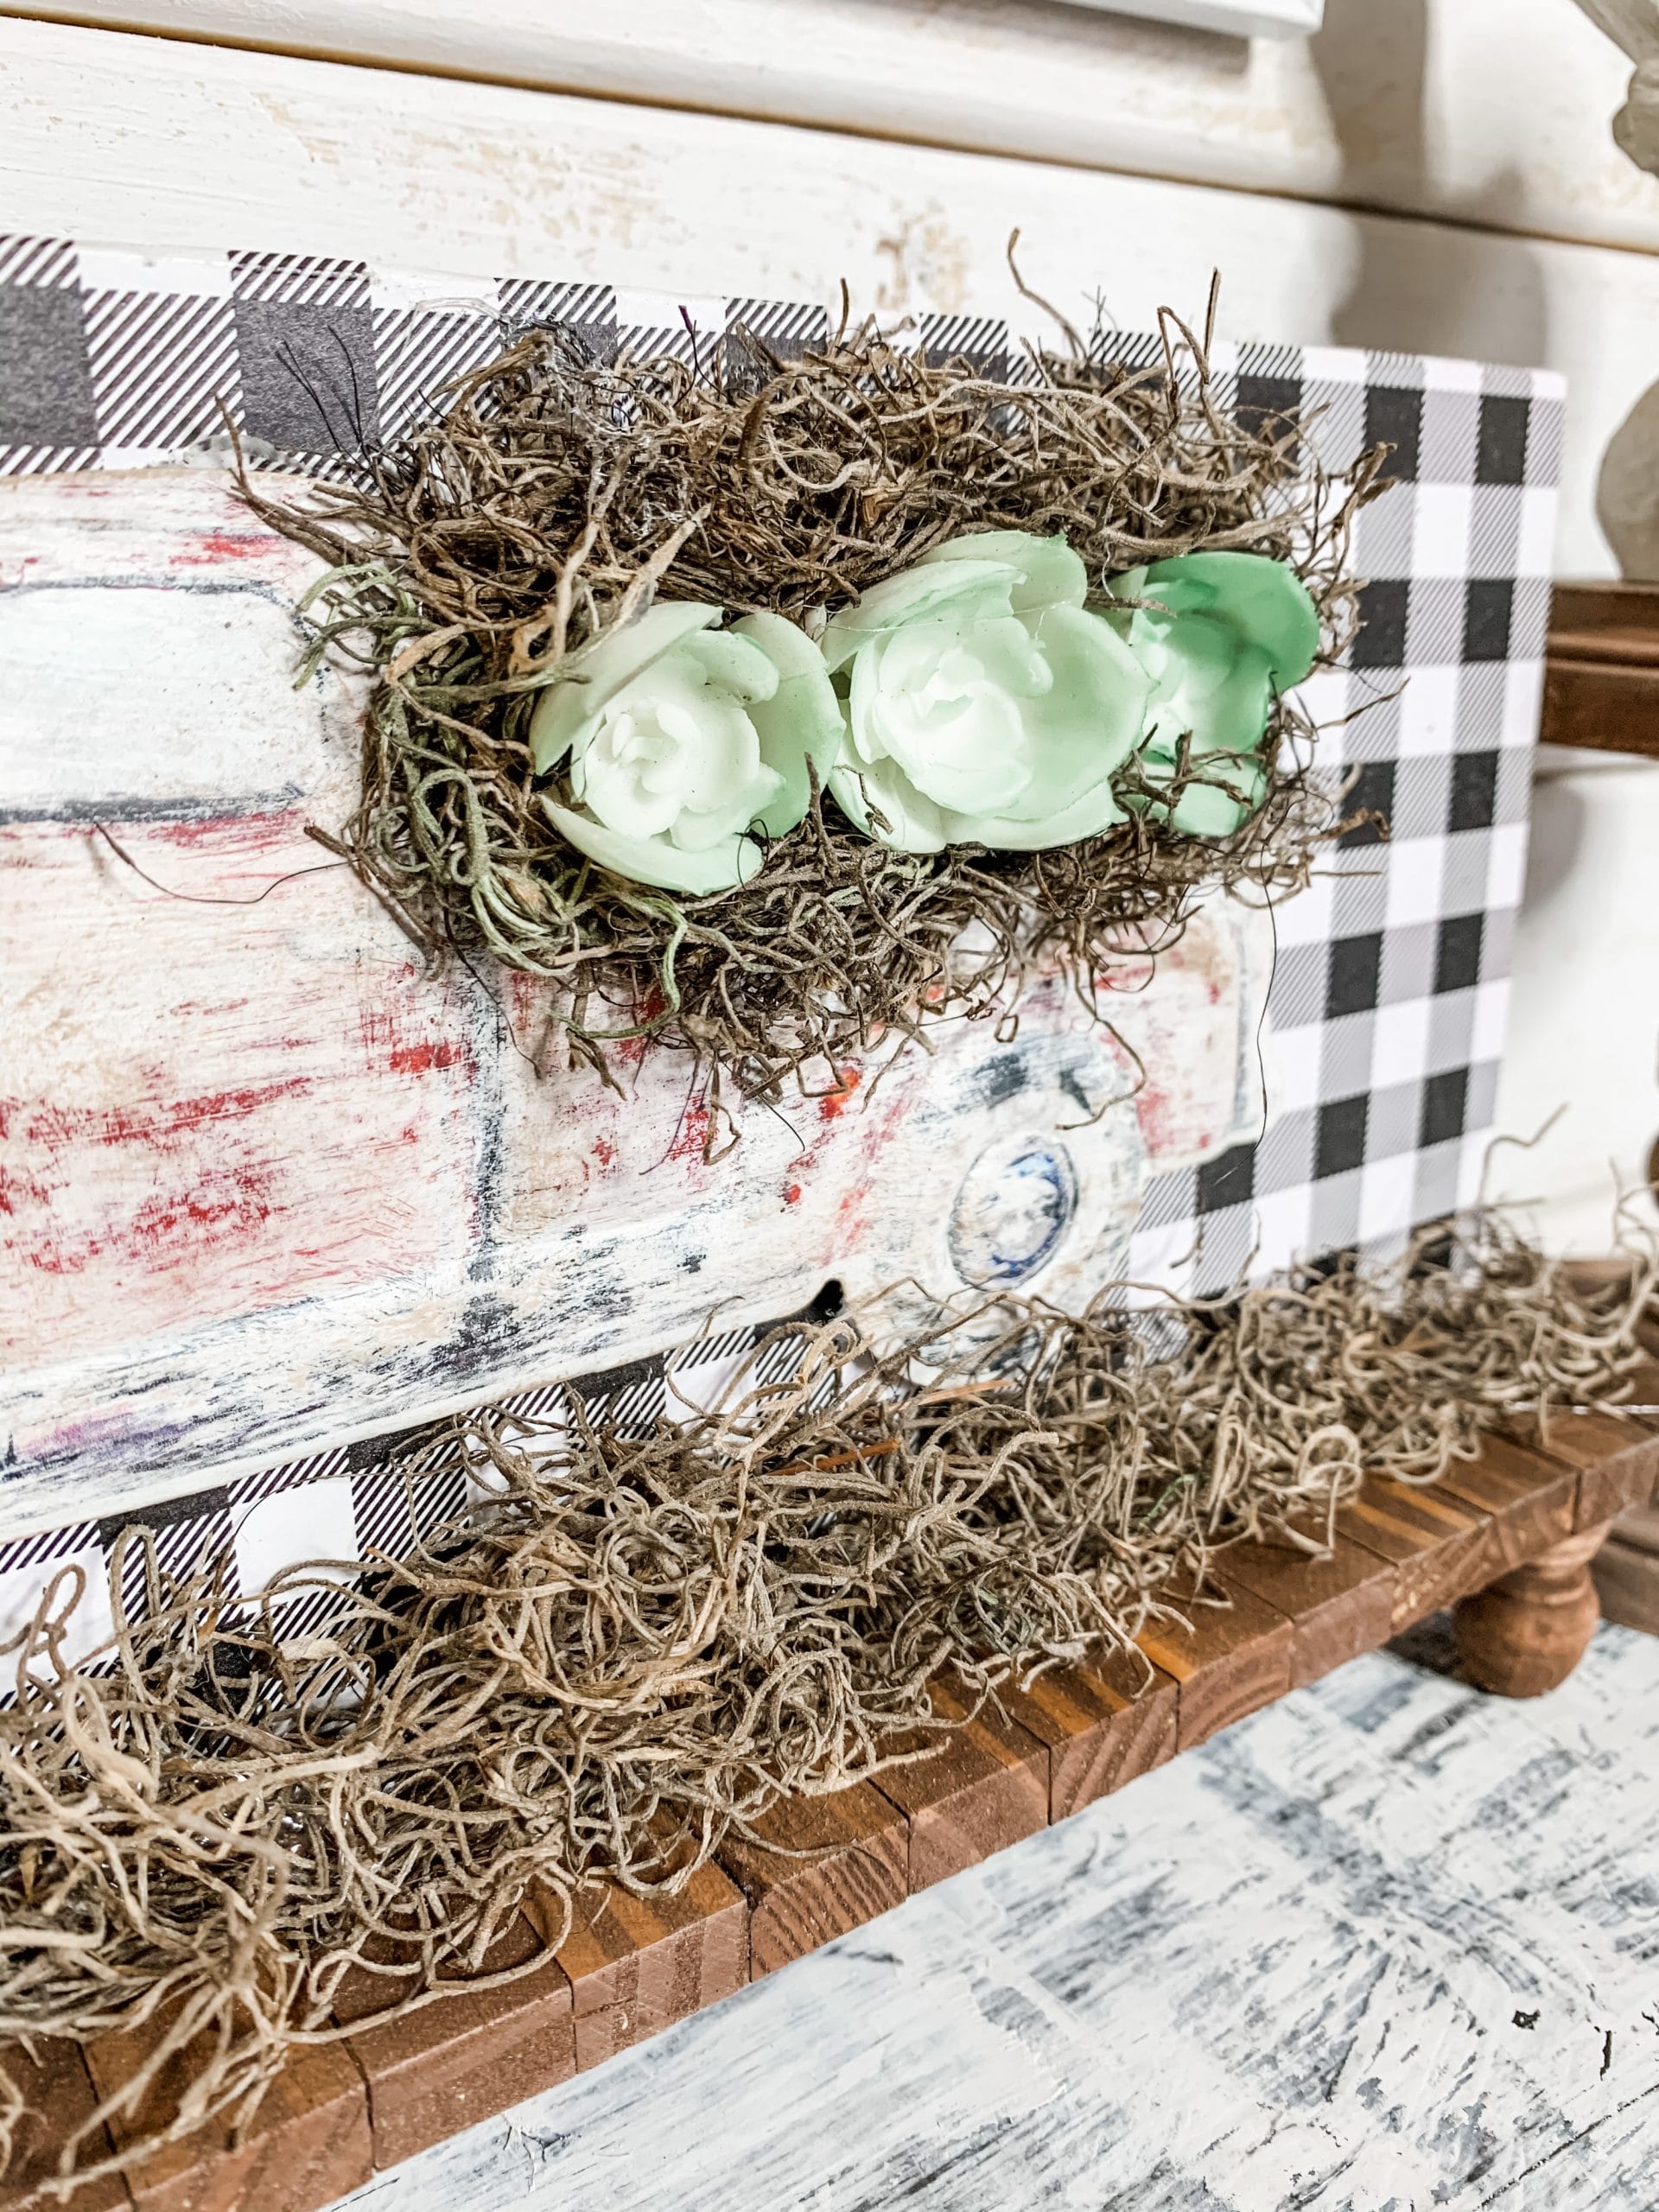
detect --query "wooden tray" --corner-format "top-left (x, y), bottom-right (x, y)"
top-left (1541, 580), bottom-right (1659, 759)
top-left (4, 1400), bottom-right (1656, 2212)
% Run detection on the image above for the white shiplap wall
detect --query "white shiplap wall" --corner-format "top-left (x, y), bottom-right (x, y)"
top-left (0, 1), bottom-right (1655, 1249)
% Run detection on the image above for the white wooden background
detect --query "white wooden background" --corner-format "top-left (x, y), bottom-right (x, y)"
top-left (3, 1), bottom-right (1659, 1255)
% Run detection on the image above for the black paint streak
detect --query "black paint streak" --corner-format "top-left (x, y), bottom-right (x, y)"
top-left (968, 1052), bottom-right (1029, 1109)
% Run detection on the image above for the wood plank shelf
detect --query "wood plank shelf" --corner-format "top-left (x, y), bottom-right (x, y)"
top-left (1541, 581), bottom-right (1659, 759)
top-left (6, 1406), bottom-right (1657, 2212)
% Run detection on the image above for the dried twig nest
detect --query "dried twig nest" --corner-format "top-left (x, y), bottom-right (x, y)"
top-left (249, 293), bottom-right (1389, 1122)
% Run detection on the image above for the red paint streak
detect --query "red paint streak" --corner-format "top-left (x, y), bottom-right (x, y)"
top-left (783, 1182), bottom-right (803, 1206)
top-left (23, 1161), bottom-right (276, 1276)
top-left (1136, 1081), bottom-right (1175, 1155)
top-left (592, 1135), bottom-right (617, 1169)
top-left (358, 1002), bottom-right (472, 1084)
top-left (817, 1066), bottom-right (864, 1122)
top-left (666, 1101), bottom-right (711, 1165)
top-left (387, 1039), bottom-right (464, 1077)
top-left (0, 1163), bottom-right (53, 1217)
top-left (18, 1078), bottom-right (312, 1154)
top-left (168, 529), bottom-right (284, 567)
top-left (147, 812), bottom-right (308, 856)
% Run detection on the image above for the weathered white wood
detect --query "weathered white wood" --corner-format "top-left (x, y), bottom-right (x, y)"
top-left (0, 470), bottom-right (1271, 1534)
top-left (1070, 0), bottom-right (1323, 35)
top-left (3, 15), bottom-right (1657, 582)
top-left (321, 1623), bottom-right (1659, 2210)
top-left (0, 2), bottom-right (1655, 257)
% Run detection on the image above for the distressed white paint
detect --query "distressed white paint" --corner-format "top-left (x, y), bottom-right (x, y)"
top-left (2, 3), bottom-right (1654, 257)
top-left (1070, 0), bottom-right (1324, 36)
top-left (3, 15), bottom-right (1658, 585)
top-left (323, 1623), bottom-right (1659, 2210)
top-left (0, 470), bottom-right (1270, 1533)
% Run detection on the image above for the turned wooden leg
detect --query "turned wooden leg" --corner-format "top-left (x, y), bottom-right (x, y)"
top-left (1453, 1525), bottom-right (1613, 1698)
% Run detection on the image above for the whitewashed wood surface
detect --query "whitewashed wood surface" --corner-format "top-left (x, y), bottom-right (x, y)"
top-left (0, 468), bottom-right (1272, 1532)
top-left (3, 14), bottom-right (1658, 589)
top-left (3, 2), bottom-right (1655, 259)
top-left (327, 1622), bottom-right (1659, 2211)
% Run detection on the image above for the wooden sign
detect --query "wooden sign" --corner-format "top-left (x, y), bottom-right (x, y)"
top-left (0, 470), bottom-right (1270, 1533)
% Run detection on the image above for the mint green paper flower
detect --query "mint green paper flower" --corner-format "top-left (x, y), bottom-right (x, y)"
top-left (529, 603), bottom-right (842, 894)
top-left (821, 530), bottom-right (1152, 854)
top-left (1108, 550), bottom-right (1319, 839)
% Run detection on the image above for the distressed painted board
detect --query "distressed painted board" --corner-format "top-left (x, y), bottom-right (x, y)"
top-left (0, 468), bottom-right (1270, 1530)
top-left (6, 3), bottom-right (1657, 259)
top-left (0, 12), bottom-right (1649, 582)
top-left (316, 1621), bottom-right (1659, 2211)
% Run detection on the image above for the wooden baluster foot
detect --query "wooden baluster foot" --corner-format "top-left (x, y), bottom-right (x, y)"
top-left (1452, 1524), bottom-right (1613, 1698)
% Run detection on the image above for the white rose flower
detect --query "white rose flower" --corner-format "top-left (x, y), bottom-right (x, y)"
top-left (530, 603), bottom-right (842, 894)
top-left (820, 530), bottom-right (1152, 855)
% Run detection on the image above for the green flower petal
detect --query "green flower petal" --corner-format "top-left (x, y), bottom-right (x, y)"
top-left (733, 609), bottom-right (844, 836)
top-left (543, 797), bottom-right (761, 894)
top-left (920, 530), bottom-right (1088, 616)
top-left (956, 775), bottom-right (1128, 849)
top-left (828, 761), bottom-right (948, 853)
top-left (679, 626), bottom-right (782, 704)
top-left (1138, 551), bottom-right (1319, 689)
top-left (1111, 551), bottom-right (1315, 842)
top-left (820, 559), bottom-right (1014, 673)
top-left (528, 601), bottom-right (722, 773)
top-left (992, 604), bottom-right (1149, 824)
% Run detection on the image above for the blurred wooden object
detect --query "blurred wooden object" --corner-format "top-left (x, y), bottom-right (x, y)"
top-left (1542, 582), bottom-right (1659, 756)
top-left (1595, 1505), bottom-right (1659, 1633)
top-left (1454, 1522), bottom-right (1615, 1695)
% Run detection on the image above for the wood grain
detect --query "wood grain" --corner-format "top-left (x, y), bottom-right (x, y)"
top-left (1219, 1529), bottom-right (1398, 1688)
top-left (3, 2), bottom-right (1649, 259)
top-left (1136, 1574), bottom-right (1295, 1750)
top-left (1542, 581), bottom-right (1659, 760)
top-left (718, 1783), bottom-right (907, 1978)
top-left (0, 2040), bottom-right (128, 2212)
top-left (1433, 1433), bottom-right (1579, 1572)
top-left (1594, 1502), bottom-right (1659, 1635)
top-left (874, 1673), bottom-right (1049, 1891)
top-left (1336, 1472), bottom-right (1495, 1629)
top-left (1526, 1409), bottom-right (1659, 1530)
top-left (990, 1648), bottom-right (1180, 1823)
top-left (531, 1864), bottom-right (749, 2072)
top-left (1455, 1522), bottom-right (1614, 1697)
top-left (332, 1915), bottom-right (574, 2170)
top-left (84, 2017), bottom-right (369, 2212)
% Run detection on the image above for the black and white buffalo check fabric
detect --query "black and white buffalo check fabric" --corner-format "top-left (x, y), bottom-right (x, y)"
top-left (0, 238), bottom-right (1561, 1629)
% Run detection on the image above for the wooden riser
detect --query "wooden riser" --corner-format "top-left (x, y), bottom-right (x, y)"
top-left (5, 1403), bottom-right (1656, 2212)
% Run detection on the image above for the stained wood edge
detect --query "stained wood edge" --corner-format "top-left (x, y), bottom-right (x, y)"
top-left (5, 1404), bottom-right (1654, 2208)
top-left (1543, 580), bottom-right (1659, 759)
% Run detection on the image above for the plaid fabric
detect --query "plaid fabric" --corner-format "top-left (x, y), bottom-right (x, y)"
top-left (0, 240), bottom-right (1562, 1610)
top-left (0, 1305), bottom-right (836, 1658)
